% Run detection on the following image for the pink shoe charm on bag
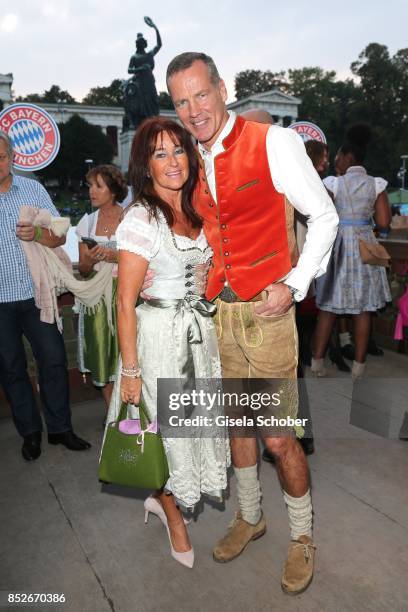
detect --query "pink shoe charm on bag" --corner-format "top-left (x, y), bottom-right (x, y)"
top-left (118, 418), bottom-right (159, 453)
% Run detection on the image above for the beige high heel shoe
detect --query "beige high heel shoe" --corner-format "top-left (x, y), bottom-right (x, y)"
top-left (311, 357), bottom-right (327, 377)
top-left (144, 496), bottom-right (194, 569)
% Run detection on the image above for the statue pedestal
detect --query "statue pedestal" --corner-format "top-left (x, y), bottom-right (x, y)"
top-left (119, 130), bottom-right (135, 174)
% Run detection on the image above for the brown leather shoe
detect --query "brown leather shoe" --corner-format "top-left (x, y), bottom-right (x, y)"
top-left (281, 535), bottom-right (316, 595)
top-left (213, 512), bottom-right (266, 563)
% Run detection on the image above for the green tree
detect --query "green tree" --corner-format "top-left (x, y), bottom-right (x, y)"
top-left (38, 115), bottom-right (113, 186)
top-left (351, 43), bottom-right (399, 126)
top-left (82, 79), bottom-right (124, 106)
top-left (285, 67), bottom-right (362, 155)
top-left (286, 67), bottom-right (337, 116)
top-left (392, 47), bottom-right (408, 120)
top-left (15, 93), bottom-right (43, 103)
top-left (391, 48), bottom-right (408, 167)
top-left (234, 69), bottom-right (286, 99)
top-left (16, 84), bottom-right (77, 104)
top-left (350, 43), bottom-right (408, 182)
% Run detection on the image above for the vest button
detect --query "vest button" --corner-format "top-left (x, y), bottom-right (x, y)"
top-left (205, 190), bottom-right (209, 194)
top-left (224, 252), bottom-right (230, 256)
top-left (209, 203), bottom-right (214, 208)
top-left (221, 224), bottom-right (226, 229)
top-left (223, 238), bottom-right (228, 243)
top-left (226, 264), bottom-right (231, 270)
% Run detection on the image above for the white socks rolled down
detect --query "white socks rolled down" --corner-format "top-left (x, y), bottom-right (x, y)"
top-left (234, 466), bottom-right (313, 538)
top-left (352, 360), bottom-right (366, 381)
top-left (283, 489), bottom-right (313, 540)
top-left (311, 357), bottom-right (327, 377)
top-left (234, 464), bottom-right (262, 525)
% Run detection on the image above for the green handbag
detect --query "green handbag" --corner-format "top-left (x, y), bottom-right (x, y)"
top-left (98, 400), bottom-right (169, 489)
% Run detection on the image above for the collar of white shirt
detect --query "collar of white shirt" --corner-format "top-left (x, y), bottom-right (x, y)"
top-left (198, 111), bottom-right (236, 158)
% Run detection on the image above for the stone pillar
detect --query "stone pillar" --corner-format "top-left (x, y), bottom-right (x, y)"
top-left (119, 130), bottom-right (135, 175)
top-left (0, 73), bottom-right (13, 106)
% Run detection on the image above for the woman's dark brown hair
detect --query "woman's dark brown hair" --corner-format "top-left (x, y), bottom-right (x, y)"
top-left (86, 164), bottom-right (128, 202)
top-left (304, 140), bottom-right (328, 170)
top-left (128, 116), bottom-right (201, 228)
top-left (339, 124), bottom-right (372, 164)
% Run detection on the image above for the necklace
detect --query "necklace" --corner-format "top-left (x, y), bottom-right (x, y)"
top-left (98, 206), bottom-right (122, 235)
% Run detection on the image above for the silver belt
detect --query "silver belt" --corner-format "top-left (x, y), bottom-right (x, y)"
top-left (144, 295), bottom-right (216, 394)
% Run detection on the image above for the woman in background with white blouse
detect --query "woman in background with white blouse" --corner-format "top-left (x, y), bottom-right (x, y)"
top-left (312, 125), bottom-right (391, 380)
top-left (76, 166), bottom-right (127, 411)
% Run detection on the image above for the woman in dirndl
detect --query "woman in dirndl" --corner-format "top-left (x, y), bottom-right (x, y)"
top-left (106, 117), bottom-right (229, 569)
top-left (76, 165), bottom-right (127, 411)
top-left (312, 125), bottom-right (391, 380)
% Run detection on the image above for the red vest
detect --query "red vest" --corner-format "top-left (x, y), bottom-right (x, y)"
top-left (193, 116), bottom-right (291, 301)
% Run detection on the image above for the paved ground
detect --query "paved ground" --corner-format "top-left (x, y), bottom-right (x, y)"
top-left (1, 350), bottom-right (408, 612)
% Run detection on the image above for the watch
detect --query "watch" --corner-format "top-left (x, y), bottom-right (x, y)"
top-left (285, 284), bottom-right (298, 303)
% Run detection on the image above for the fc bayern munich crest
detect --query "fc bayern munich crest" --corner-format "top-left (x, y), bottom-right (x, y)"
top-left (0, 103), bottom-right (60, 171)
top-left (289, 121), bottom-right (327, 144)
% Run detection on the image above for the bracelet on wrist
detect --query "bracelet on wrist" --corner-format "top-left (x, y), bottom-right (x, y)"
top-left (34, 226), bottom-right (43, 242)
top-left (121, 365), bottom-right (141, 378)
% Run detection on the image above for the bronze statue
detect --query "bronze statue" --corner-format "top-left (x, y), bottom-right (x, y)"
top-left (123, 16), bottom-right (162, 131)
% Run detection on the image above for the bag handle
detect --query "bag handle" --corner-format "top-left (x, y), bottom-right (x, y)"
top-left (116, 400), bottom-right (150, 430)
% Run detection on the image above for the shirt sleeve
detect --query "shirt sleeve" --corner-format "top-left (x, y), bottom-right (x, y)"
top-left (266, 126), bottom-right (339, 300)
top-left (374, 177), bottom-right (388, 197)
top-left (37, 183), bottom-right (60, 217)
top-left (116, 205), bottom-right (160, 261)
top-left (75, 214), bottom-right (88, 239)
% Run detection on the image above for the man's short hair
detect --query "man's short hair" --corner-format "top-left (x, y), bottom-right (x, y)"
top-left (0, 130), bottom-right (13, 157)
top-left (166, 52), bottom-right (220, 87)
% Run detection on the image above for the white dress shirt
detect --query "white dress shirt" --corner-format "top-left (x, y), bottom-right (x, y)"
top-left (198, 111), bottom-right (339, 300)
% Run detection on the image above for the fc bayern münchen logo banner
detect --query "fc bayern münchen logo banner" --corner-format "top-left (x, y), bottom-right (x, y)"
top-left (289, 121), bottom-right (327, 144)
top-left (0, 103), bottom-right (60, 171)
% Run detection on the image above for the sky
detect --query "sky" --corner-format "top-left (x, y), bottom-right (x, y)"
top-left (1, 0), bottom-right (408, 104)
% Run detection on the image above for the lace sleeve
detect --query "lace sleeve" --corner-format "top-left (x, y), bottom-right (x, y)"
top-left (116, 205), bottom-right (160, 261)
top-left (75, 214), bottom-right (88, 239)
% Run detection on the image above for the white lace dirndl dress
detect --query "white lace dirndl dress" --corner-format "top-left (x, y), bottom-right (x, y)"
top-left (105, 205), bottom-right (230, 508)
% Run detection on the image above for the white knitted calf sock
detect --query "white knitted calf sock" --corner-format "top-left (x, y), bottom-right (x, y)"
top-left (283, 489), bottom-right (313, 540)
top-left (234, 464), bottom-right (262, 525)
